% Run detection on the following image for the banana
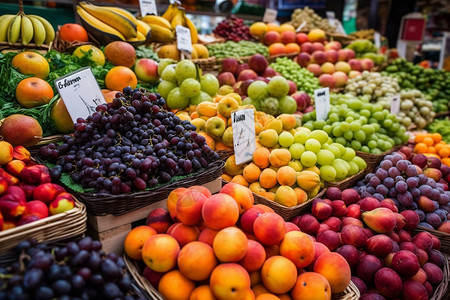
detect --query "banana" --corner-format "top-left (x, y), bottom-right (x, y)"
top-left (170, 10), bottom-right (185, 30)
top-left (148, 24), bottom-right (174, 43)
top-left (20, 15), bottom-right (34, 46)
top-left (76, 6), bottom-right (126, 42)
top-left (184, 16), bottom-right (198, 44)
top-left (29, 16), bottom-right (46, 46)
top-left (0, 15), bottom-right (15, 42)
top-left (127, 31), bottom-right (145, 42)
top-left (141, 15), bottom-right (172, 30)
top-left (136, 19), bottom-right (151, 36)
top-left (161, 4), bottom-right (178, 22)
top-left (7, 15), bottom-right (22, 45)
top-left (105, 6), bottom-right (138, 24)
top-left (79, 2), bottom-right (137, 39)
top-left (29, 15), bottom-right (55, 43)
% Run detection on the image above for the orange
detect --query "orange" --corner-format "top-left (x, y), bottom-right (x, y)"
top-left (435, 143), bottom-right (444, 153)
top-left (442, 158), bottom-right (450, 167)
top-left (105, 66), bottom-right (137, 92)
top-left (268, 43), bottom-right (286, 56)
top-left (431, 133), bottom-right (442, 144)
top-left (414, 133), bottom-right (426, 143)
top-left (423, 137), bottom-right (434, 146)
top-left (59, 23), bottom-right (89, 42)
top-left (427, 146), bottom-right (436, 154)
top-left (414, 143), bottom-right (427, 154)
top-left (158, 270), bottom-right (195, 300)
top-left (15, 77), bottom-right (54, 108)
top-left (285, 43), bottom-right (300, 54)
top-left (266, 23), bottom-right (280, 33)
top-left (439, 147), bottom-right (450, 158)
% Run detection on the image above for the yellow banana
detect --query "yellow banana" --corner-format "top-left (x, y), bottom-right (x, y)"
top-left (76, 6), bottom-right (125, 41)
top-left (136, 19), bottom-right (151, 36)
top-left (7, 15), bottom-right (22, 45)
top-left (79, 2), bottom-right (137, 39)
top-left (105, 6), bottom-right (137, 24)
top-left (170, 10), bottom-right (185, 30)
top-left (29, 15), bottom-right (55, 43)
top-left (20, 15), bottom-right (34, 46)
top-left (29, 16), bottom-right (46, 46)
top-left (184, 16), bottom-right (198, 44)
top-left (0, 15), bottom-right (15, 42)
top-left (127, 31), bottom-right (145, 42)
top-left (141, 15), bottom-right (172, 30)
top-left (148, 24), bottom-right (175, 43)
top-left (161, 4), bottom-right (178, 22)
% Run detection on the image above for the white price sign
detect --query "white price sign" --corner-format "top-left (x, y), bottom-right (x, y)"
top-left (314, 87), bottom-right (330, 121)
top-left (139, 0), bottom-right (158, 16)
top-left (296, 21), bottom-right (307, 32)
top-left (262, 8), bottom-right (277, 23)
top-left (232, 109), bottom-right (256, 165)
top-left (54, 67), bottom-right (105, 123)
top-left (374, 32), bottom-right (381, 49)
top-left (390, 94), bottom-right (401, 115)
top-left (176, 25), bottom-right (193, 53)
top-left (326, 11), bottom-right (335, 26)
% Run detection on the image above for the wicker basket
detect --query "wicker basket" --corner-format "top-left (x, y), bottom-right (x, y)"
top-left (326, 166), bottom-right (372, 190)
top-left (268, 52), bottom-right (299, 63)
top-left (72, 160), bottom-right (224, 216)
top-left (356, 145), bottom-right (402, 169)
top-left (51, 25), bottom-right (93, 53)
top-left (333, 281), bottom-right (360, 300)
top-left (216, 148), bottom-right (234, 161)
top-left (0, 41), bottom-right (51, 54)
top-left (0, 197), bottom-right (87, 254)
top-left (429, 254), bottom-right (450, 300)
top-left (192, 56), bottom-right (216, 71)
top-left (414, 226), bottom-right (450, 255)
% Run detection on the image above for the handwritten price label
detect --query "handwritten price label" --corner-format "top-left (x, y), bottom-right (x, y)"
top-left (139, 0), bottom-right (157, 16)
top-left (314, 87), bottom-right (330, 121)
top-left (263, 8), bottom-right (277, 23)
top-left (176, 25), bottom-right (193, 53)
top-left (232, 109), bottom-right (256, 165)
top-left (390, 94), bottom-right (401, 115)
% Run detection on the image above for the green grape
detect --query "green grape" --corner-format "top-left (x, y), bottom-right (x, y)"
top-left (294, 131), bottom-right (310, 144)
top-left (309, 130), bottom-right (329, 144)
top-left (305, 139), bottom-right (321, 153)
top-left (336, 137), bottom-right (347, 145)
top-left (342, 148), bottom-right (356, 161)
top-left (320, 165), bottom-right (336, 181)
top-left (359, 116), bottom-right (368, 124)
top-left (324, 144), bottom-right (341, 158)
top-left (323, 125), bottom-right (332, 135)
top-left (313, 120), bottom-right (326, 129)
top-left (300, 151), bottom-right (317, 167)
top-left (362, 125), bottom-right (375, 135)
top-left (332, 143), bottom-right (347, 156)
top-left (329, 113), bottom-right (340, 123)
top-left (348, 161), bottom-right (360, 175)
top-left (372, 111), bottom-right (384, 121)
top-left (361, 146), bottom-right (370, 153)
top-left (317, 149), bottom-right (335, 166)
top-left (351, 140), bottom-right (362, 150)
top-left (345, 116), bottom-right (354, 123)
top-left (279, 131), bottom-right (294, 148)
top-left (289, 143), bottom-right (305, 159)
top-left (333, 160), bottom-right (348, 180)
top-left (344, 131), bottom-right (353, 140)
top-left (349, 121), bottom-right (361, 131)
top-left (332, 127), bottom-right (343, 137)
top-left (340, 122), bottom-right (350, 131)
top-left (368, 140), bottom-right (378, 149)
top-left (371, 148), bottom-right (382, 154)
top-left (180, 78), bottom-right (201, 98)
top-left (360, 109), bottom-right (371, 118)
top-left (352, 156), bottom-right (367, 170)
top-left (200, 74), bottom-right (219, 96)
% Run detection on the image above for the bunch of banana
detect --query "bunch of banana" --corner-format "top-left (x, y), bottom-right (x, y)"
top-left (0, 12), bottom-right (55, 46)
top-left (76, 2), bottom-right (151, 45)
top-left (140, 15), bottom-right (174, 43)
top-left (159, 3), bottom-right (198, 44)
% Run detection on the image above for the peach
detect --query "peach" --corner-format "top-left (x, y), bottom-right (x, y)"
top-left (411, 268), bottom-right (428, 284)
top-left (280, 231), bottom-right (314, 268)
top-left (311, 51), bottom-right (326, 65)
top-left (316, 230), bottom-right (340, 251)
top-left (307, 29), bottom-right (326, 42)
top-left (238, 69), bottom-right (258, 82)
top-left (341, 225), bottom-right (367, 248)
top-left (324, 41), bottom-right (341, 51)
top-left (213, 227), bottom-right (248, 262)
top-left (259, 168), bottom-right (278, 189)
top-left (281, 31), bottom-right (296, 44)
top-left (240, 206), bottom-right (265, 233)
top-left (250, 271), bottom-right (261, 287)
top-left (286, 43), bottom-right (300, 54)
top-left (324, 50), bottom-right (338, 63)
top-left (189, 285), bottom-right (216, 300)
top-left (220, 183), bottom-right (254, 215)
top-left (269, 43), bottom-right (286, 56)
top-left (306, 64), bottom-right (322, 77)
top-left (0, 186), bottom-right (26, 218)
top-left (189, 185), bottom-right (212, 198)
top-left (178, 241), bottom-right (218, 281)
top-left (23, 200), bottom-right (48, 219)
top-left (199, 227), bottom-right (219, 246)
top-left (291, 272), bottom-right (331, 300)
top-left (167, 187), bottom-right (189, 221)
top-left (320, 62), bottom-right (335, 74)
top-left (374, 268), bottom-right (403, 298)
top-left (275, 186), bottom-right (297, 207)
top-left (348, 70), bottom-right (361, 78)
top-left (48, 193), bottom-right (75, 215)
top-left (331, 71), bottom-right (348, 87)
top-left (32, 183), bottom-right (65, 204)
top-left (253, 147), bottom-right (271, 169)
top-left (318, 74), bottom-right (336, 89)
top-left (360, 58), bottom-right (374, 71)
top-left (158, 270), bottom-right (195, 300)
top-left (146, 208), bottom-right (172, 233)
top-left (261, 256), bottom-right (297, 294)
top-left (202, 193), bottom-right (240, 230)
top-left (142, 234), bottom-right (180, 273)
top-left (412, 231), bottom-right (433, 252)
top-left (348, 59), bottom-right (362, 71)
top-left (309, 242), bottom-right (330, 267)
top-left (336, 245), bottom-right (359, 268)
top-left (239, 239), bottom-right (266, 272)
top-left (263, 31), bottom-right (281, 46)
top-left (222, 57), bottom-right (239, 74)
top-left (243, 163), bottom-right (262, 183)
top-left (300, 42), bottom-right (313, 54)
top-left (253, 204), bottom-right (274, 213)
top-left (255, 293), bottom-right (278, 300)
top-left (124, 225), bottom-right (157, 260)
top-left (334, 61), bottom-right (351, 74)
top-left (254, 213), bottom-right (286, 245)
top-left (218, 72), bottom-right (236, 86)
top-left (366, 234), bottom-right (393, 258)
top-left (5, 159), bottom-right (25, 177)
top-left (169, 223), bottom-right (200, 247)
top-left (341, 217), bottom-right (363, 227)
top-left (314, 252), bottom-right (351, 293)
top-left (296, 53), bottom-right (311, 67)
top-left (346, 204), bottom-right (362, 219)
top-left (293, 187), bottom-right (308, 205)
top-left (401, 280), bottom-right (428, 300)
top-left (296, 33), bottom-right (308, 44)
top-left (293, 214), bottom-right (319, 235)
top-left (210, 263), bottom-right (250, 300)
top-left (285, 222), bottom-right (300, 232)
top-left (322, 216), bottom-right (341, 232)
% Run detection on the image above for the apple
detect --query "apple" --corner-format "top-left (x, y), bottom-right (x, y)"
top-left (134, 58), bottom-right (159, 82)
top-left (296, 32), bottom-right (309, 44)
top-left (218, 97), bottom-right (239, 118)
top-left (11, 51), bottom-right (50, 79)
top-left (205, 117), bottom-right (226, 138)
top-left (296, 52), bottom-right (311, 67)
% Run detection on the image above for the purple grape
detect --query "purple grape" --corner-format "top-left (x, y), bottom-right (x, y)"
top-left (375, 168), bottom-right (388, 180)
top-left (419, 222), bottom-right (434, 229)
top-left (389, 187), bottom-right (398, 198)
top-left (383, 177), bottom-right (395, 188)
top-left (406, 177), bottom-right (419, 188)
top-left (427, 178), bottom-right (437, 188)
top-left (397, 191), bottom-right (413, 207)
top-left (388, 167), bottom-right (401, 178)
top-left (410, 187), bottom-right (420, 199)
top-left (419, 185), bottom-right (433, 197)
top-left (391, 154), bottom-right (404, 164)
top-left (376, 185), bottom-right (389, 196)
top-left (434, 209), bottom-right (448, 221)
top-left (380, 159), bottom-right (393, 170)
top-left (430, 189), bottom-right (441, 201)
top-left (415, 209), bottom-right (426, 221)
top-left (405, 165), bottom-right (418, 177)
top-left (418, 174), bottom-right (428, 185)
top-left (367, 186), bottom-right (376, 194)
top-left (395, 175), bottom-right (405, 183)
top-left (373, 193), bottom-right (384, 201)
top-left (438, 193), bottom-right (450, 205)
top-left (425, 213), bottom-right (442, 228)
top-left (395, 181), bottom-right (408, 193)
top-left (365, 173), bottom-right (375, 182)
top-left (384, 155), bottom-right (393, 161)
top-left (396, 160), bottom-right (409, 171)
top-left (369, 176), bottom-right (381, 187)
top-left (436, 183), bottom-right (444, 190)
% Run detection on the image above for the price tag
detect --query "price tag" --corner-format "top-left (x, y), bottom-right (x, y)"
top-left (326, 11), bottom-right (335, 26)
top-left (139, 0), bottom-right (158, 16)
top-left (176, 25), bottom-right (193, 53)
top-left (232, 109), bottom-right (256, 165)
top-left (54, 67), bottom-right (105, 123)
top-left (390, 94), bottom-right (401, 115)
top-left (314, 87), bottom-right (330, 121)
top-left (262, 8), bottom-right (277, 23)
top-left (296, 21), bottom-right (307, 32)
top-left (374, 32), bottom-right (381, 49)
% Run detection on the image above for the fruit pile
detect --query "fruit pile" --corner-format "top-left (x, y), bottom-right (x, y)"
top-left (413, 133), bottom-right (450, 164)
top-left (156, 59), bottom-right (219, 109)
top-left (290, 6), bottom-right (336, 33)
top-left (302, 94), bottom-right (409, 154)
top-left (0, 237), bottom-right (145, 299)
top-left (249, 22), bottom-right (301, 56)
top-left (270, 57), bottom-right (321, 96)
top-left (344, 71), bottom-right (399, 101)
top-left (345, 39), bottom-right (385, 64)
top-left (303, 187), bottom-right (446, 299)
top-left (427, 118), bottom-right (450, 144)
top-left (0, 142), bottom-right (76, 231)
top-left (213, 16), bottom-right (254, 42)
top-left (125, 184), bottom-right (352, 299)
top-left (357, 148), bottom-right (450, 232)
top-left (38, 87), bottom-right (219, 194)
top-left (206, 40), bottom-right (269, 59)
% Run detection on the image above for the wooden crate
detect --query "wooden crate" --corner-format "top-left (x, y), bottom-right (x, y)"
top-left (87, 177), bottom-right (223, 255)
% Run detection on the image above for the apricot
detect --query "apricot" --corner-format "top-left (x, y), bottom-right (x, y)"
top-left (124, 225), bottom-right (157, 260)
top-left (261, 256), bottom-right (297, 294)
top-left (254, 204), bottom-right (275, 213)
top-left (0, 141), bottom-right (14, 165)
top-left (167, 187), bottom-right (189, 221)
top-left (225, 155), bottom-right (244, 176)
top-left (244, 163), bottom-right (262, 183)
top-left (276, 166), bottom-right (297, 186)
top-left (291, 272), bottom-right (331, 300)
top-left (232, 175), bottom-right (250, 187)
top-left (210, 263), bottom-right (251, 300)
top-left (269, 149), bottom-right (291, 168)
top-left (253, 284), bottom-right (270, 296)
top-left (250, 271), bottom-right (262, 287)
top-left (239, 239), bottom-right (266, 272)
top-left (222, 174), bottom-right (233, 182)
top-left (176, 189), bottom-right (208, 225)
top-left (259, 168), bottom-right (278, 189)
top-left (293, 187), bottom-right (308, 205)
top-left (313, 252), bottom-right (351, 293)
top-left (249, 182), bottom-right (266, 194)
top-left (256, 294), bottom-right (280, 300)
top-left (202, 193), bottom-right (240, 230)
top-left (259, 191), bottom-right (276, 201)
top-left (169, 223), bottom-right (200, 247)
top-left (253, 147), bottom-right (271, 169)
top-left (254, 213), bottom-right (286, 246)
top-left (275, 186), bottom-right (298, 207)
top-left (213, 227), bottom-right (248, 262)
top-left (158, 270), bottom-right (195, 300)
top-left (244, 289), bottom-right (257, 300)
top-left (178, 241), bottom-right (218, 281)
top-left (280, 231), bottom-right (315, 268)
top-left (142, 234), bottom-right (180, 273)
top-left (189, 285), bottom-right (216, 300)
top-left (220, 182), bottom-right (254, 215)
top-left (198, 227), bottom-right (219, 246)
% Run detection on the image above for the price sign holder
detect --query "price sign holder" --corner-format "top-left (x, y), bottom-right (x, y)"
top-left (139, 0), bottom-right (158, 16)
top-left (390, 94), bottom-right (401, 115)
top-left (296, 21), bottom-right (307, 32)
top-left (232, 109), bottom-right (256, 165)
top-left (176, 25), bottom-right (193, 53)
top-left (314, 87), bottom-right (330, 121)
top-left (54, 67), bottom-right (105, 123)
top-left (374, 32), bottom-right (381, 49)
top-left (262, 8), bottom-right (277, 23)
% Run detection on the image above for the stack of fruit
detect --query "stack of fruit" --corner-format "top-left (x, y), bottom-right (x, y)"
top-left (206, 40), bottom-right (269, 59)
top-left (301, 94), bottom-right (409, 154)
top-left (213, 15), bottom-right (254, 42)
top-left (0, 142), bottom-right (75, 231)
top-left (38, 87), bottom-right (220, 194)
top-left (125, 184), bottom-right (352, 299)
top-left (427, 119), bottom-right (450, 144)
top-left (249, 22), bottom-right (300, 56)
top-left (302, 187), bottom-right (446, 299)
top-left (289, 6), bottom-right (337, 33)
top-left (345, 39), bottom-right (385, 65)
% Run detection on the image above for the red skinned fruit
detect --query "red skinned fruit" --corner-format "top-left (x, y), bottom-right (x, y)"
top-left (17, 214), bottom-right (41, 226)
top-left (366, 234), bottom-right (393, 258)
top-left (146, 208), bottom-right (172, 233)
top-left (362, 207), bottom-right (397, 234)
top-left (0, 177), bottom-right (7, 195)
top-left (311, 199), bottom-right (332, 220)
top-left (351, 276), bottom-right (367, 295)
top-left (323, 216), bottom-right (341, 232)
top-left (325, 187), bottom-right (341, 200)
top-left (356, 254), bottom-right (382, 284)
top-left (32, 183), bottom-right (66, 204)
top-left (23, 200), bottom-right (48, 219)
top-left (331, 200), bottom-right (347, 217)
top-left (341, 188), bottom-right (360, 206)
top-left (401, 280), bottom-right (428, 300)
top-left (0, 169), bottom-right (19, 186)
top-left (359, 197), bottom-right (381, 212)
top-left (346, 204), bottom-right (362, 219)
top-left (19, 166), bottom-right (41, 184)
top-left (48, 192), bottom-right (76, 215)
top-left (392, 250), bottom-right (420, 278)
top-left (341, 225), bottom-right (367, 248)
top-left (5, 160), bottom-right (26, 177)
top-left (423, 262), bottom-right (443, 286)
top-left (374, 267), bottom-right (402, 298)
top-left (12, 146), bottom-right (31, 162)
top-left (412, 231), bottom-right (433, 252)
top-left (337, 244), bottom-right (359, 268)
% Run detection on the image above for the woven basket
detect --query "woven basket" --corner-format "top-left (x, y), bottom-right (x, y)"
top-left (268, 52), bottom-right (299, 63)
top-left (73, 160), bottom-right (224, 216)
top-left (51, 25), bottom-right (93, 53)
top-left (0, 41), bottom-right (51, 54)
top-left (326, 166), bottom-right (373, 190)
top-left (356, 145), bottom-right (402, 169)
top-left (192, 56), bottom-right (216, 71)
top-left (333, 281), bottom-right (360, 300)
top-left (414, 226), bottom-right (450, 255)
top-left (429, 254), bottom-right (450, 300)
top-left (216, 148), bottom-right (234, 161)
top-left (0, 197), bottom-right (87, 254)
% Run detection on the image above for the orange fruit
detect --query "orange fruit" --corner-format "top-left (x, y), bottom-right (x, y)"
top-left (15, 77), bottom-right (54, 108)
top-left (105, 66), bottom-right (137, 91)
top-left (124, 225), bottom-right (157, 260)
top-left (427, 146), bottom-right (436, 154)
top-left (285, 43), bottom-right (300, 54)
top-left (431, 133), bottom-right (442, 143)
top-left (59, 23), bottom-right (89, 42)
top-left (414, 143), bottom-right (427, 154)
top-left (442, 158), bottom-right (450, 167)
top-left (439, 147), bottom-right (450, 158)
top-left (414, 133), bottom-right (426, 143)
top-left (423, 137), bottom-right (434, 146)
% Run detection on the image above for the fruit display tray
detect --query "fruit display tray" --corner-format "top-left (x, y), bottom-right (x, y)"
top-left (0, 196), bottom-right (87, 254)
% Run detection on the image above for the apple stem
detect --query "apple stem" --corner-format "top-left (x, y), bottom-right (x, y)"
top-left (18, 0), bottom-right (24, 14)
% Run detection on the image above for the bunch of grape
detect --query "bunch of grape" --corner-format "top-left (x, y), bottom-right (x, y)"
top-left (206, 40), bottom-right (269, 58)
top-left (213, 15), bottom-right (254, 42)
top-left (0, 237), bottom-right (145, 300)
top-left (39, 87), bottom-right (219, 194)
top-left (270, 57), bottom-right (320, 96)
top-left (344, 71), bottom-right (400, 101)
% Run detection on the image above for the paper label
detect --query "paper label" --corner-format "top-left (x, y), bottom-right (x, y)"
top-left (176, 25), bottom-right (193, 53)
top-left (390, 94), bottom-right (401, 114)
top-left (54, 67), bottom-right (105, 123)
top-left (296, 21), bottom-right (307, 32)
top-left (326, 11), bottom-right (335, 26)
top-left (314, 87), bottom-right (330, 121)
top-left (139, 0), bottom-right (158, 16)
top-left (374, 32), bottom-right (381, 49)
top-left (232, 109), bottom-right (256, 165)
top-left (263, 8), bottom-right (277, 23)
